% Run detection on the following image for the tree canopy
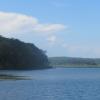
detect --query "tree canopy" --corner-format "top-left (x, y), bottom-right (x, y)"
top-left (0, 36), bottom-right (49, 70)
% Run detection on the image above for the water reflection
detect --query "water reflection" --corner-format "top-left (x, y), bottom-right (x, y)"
top-left (0, 68), bottom-right (100, 80)
top-left (0, 68), bottom-right (100, 100)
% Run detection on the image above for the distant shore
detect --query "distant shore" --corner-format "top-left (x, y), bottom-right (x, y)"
top-left (51, 64), bottom-right (100, 68)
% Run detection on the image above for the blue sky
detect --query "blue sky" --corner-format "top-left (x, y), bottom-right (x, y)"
top-left (0, 0), bottom-right (100, 58)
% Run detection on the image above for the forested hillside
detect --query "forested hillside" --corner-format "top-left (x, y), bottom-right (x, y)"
top-left (49, 57), bottom-right (100, 67)
top-left (0, 36), bottom-right (49, 69)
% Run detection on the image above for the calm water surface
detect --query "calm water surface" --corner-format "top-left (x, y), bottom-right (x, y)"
top-left (0, 68), bottom-right (100, 100)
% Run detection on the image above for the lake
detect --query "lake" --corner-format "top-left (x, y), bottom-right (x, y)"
top-left (0, 68), bottom-right (100, 100)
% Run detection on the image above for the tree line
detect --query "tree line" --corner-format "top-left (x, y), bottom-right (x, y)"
top-left (0, 36), bottom-right (49, 70)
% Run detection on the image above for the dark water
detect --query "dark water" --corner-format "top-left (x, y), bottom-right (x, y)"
top-left (0, 68), bottom-right (100, 100)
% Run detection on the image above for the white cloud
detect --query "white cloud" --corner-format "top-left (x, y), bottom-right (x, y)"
top-left (0, 12), bottom-right (66, 37)
top-left (34, 24), bottom-right (65, 33)
top-left (46, 35), bottom-right (65, 47)
top-left (47, 35), bottom-right (57, 44)
top-left (62, 43), bottom-right (68, 48)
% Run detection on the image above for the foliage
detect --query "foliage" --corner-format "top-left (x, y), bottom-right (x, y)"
top-left (0, 36), bottom-right (49, 69)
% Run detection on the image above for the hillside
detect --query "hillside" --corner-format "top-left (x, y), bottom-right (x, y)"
top-left (49, 57), bottom-right (100, 67)
top-left (0, 36), bottom-right (49, 70)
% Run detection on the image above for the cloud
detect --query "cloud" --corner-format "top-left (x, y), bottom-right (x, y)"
top-left (0, 12), bottom-right (66, 37)
top-left (34, 24), bottom-right (65, 33)
top-left (47, 35), bottom-right (57, 44)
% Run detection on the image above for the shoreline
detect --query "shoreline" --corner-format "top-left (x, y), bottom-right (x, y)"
top-left (51, 64), bottom-right (100, 68)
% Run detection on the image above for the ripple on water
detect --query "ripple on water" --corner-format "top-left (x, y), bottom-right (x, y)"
top-left (0, 68), bottom-right (100, 100)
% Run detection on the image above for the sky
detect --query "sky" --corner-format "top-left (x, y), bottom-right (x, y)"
top-left (0, 0), bottom-right (100, 58)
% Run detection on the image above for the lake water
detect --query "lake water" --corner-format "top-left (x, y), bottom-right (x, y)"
top-left (0, 68), bottom-right (100, 100)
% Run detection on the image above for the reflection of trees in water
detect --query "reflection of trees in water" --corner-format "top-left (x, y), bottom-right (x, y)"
top-left (0, 70), bottom-right (30, 80)
top-left (0, 70), bottom-right (20, 76)
top-left (0, 74), bottom-right (31, 80)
